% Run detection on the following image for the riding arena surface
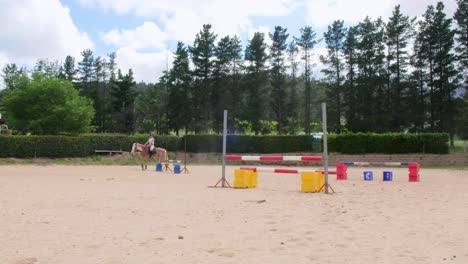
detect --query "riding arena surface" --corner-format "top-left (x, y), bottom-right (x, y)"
top-left (1, 165), bottom-right (467, 264)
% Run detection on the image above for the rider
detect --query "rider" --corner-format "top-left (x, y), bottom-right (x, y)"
top-left (144, 133), bottom-right (156, 156)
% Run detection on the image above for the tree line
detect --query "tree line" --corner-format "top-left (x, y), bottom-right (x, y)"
top-left (1, 1), bottom-right (467, 142)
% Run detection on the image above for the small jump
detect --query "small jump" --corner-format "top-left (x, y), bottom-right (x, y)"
top-left (240, 167), bottom-right (336, 175)
top-left (343, 161), bottom-right (412, 167)
top-left (225, 155), bottom-right (323, 161)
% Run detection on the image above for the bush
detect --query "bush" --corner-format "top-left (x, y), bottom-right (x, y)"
top-left (0, 135), bottom-right (94, 158)
top-left (0, 133), bottom-right (448, 158)
top-left (2, 73), bottom-right (95, 134)
top-left (328, 133), bottom-right (449, 154)
top-left (0, 134), bottom-right (182, 158)
top-left (184, 135), bottom-right (321, 153)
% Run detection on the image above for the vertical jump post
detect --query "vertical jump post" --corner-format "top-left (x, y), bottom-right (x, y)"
top-left (211, 109), bottom-right (231, 187)
top-left (222, 109), bottom-right (227, 186)
top-left (322, 103), bottom-right (329, 194)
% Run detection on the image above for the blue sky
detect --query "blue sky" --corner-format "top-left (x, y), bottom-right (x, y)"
top-left (0, 0), bottom-right (458, 84)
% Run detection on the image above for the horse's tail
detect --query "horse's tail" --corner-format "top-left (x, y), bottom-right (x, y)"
top-left (131, 143), bottom-right (135, 153)
top-left (165, 149), bottom-right (168, 162)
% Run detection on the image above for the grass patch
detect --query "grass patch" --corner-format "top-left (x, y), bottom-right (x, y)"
top-left (0, 153), bottom-right (222, 166)
top-left (422, 165), bottom-right (467, 170)
top-left (450, 140), bottom-right (468, 154)
top-left (0, 154), bottom-right (143, 166)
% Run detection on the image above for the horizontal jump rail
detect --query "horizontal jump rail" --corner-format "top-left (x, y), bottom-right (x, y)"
top-left (240, 167), bottom-right (336, 174)
top-left (226, 155), bottom-right (322, 161)
top-left (343, 162), bottom-right (415, 167)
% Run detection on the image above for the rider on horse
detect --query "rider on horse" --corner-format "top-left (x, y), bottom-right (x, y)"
top-left (144, 133), bottom-right (156, 156)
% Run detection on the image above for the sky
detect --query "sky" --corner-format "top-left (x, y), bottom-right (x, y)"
top-left (0, 0), bottom-right (459, 84)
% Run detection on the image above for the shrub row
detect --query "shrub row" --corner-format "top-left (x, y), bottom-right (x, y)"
top-left (184, 135), bottom-right (322, 153)
top-left (0, 134), bottom-right (181, 158)
top-left (328, 133), bottom-right (449, 154)
top-left (0, 133), bottom-right (448, 158)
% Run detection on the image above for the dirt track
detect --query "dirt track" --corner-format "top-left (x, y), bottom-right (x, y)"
top-left (1, 165), bottom-right (467, 264)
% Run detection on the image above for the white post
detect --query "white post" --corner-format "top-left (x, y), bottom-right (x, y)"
top-left (222, 110), bottom-right (227, 187)
top-left (322, 103), bottom-right (329, 194)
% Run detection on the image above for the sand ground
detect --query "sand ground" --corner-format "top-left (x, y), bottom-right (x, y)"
top-left (0, 165), bottom-right (467, 264)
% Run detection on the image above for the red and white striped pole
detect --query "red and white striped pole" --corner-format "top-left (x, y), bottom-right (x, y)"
top-left (225, 155), bottom-right (322, 161)
top-left (241, 167), bottom-right (337, 175)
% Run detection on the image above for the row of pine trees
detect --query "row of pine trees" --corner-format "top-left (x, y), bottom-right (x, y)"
top-left (1, 1), bottom-right (467, 140)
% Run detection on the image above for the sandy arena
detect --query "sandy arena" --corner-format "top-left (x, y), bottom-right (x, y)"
top-left (1, 165), bottom-right (467, 264)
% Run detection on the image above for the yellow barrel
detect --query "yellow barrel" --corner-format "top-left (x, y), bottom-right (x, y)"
top-left (300, 172), bottom-right (324, 193)
top-left (251, 171), bottom-right (258, 188)
top-left (234, 169), bottom-right (256, 188)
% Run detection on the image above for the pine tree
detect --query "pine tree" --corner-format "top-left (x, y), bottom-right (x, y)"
top-left (78, 49), bottom-right (94, 84)
top-left (295, 26), bottom-right (320, 134)
top-left (189, 24), bottom-right (217, 132)
top-left (78, 49), bottom-right (95, 99)
top-left (107, 52), bottom-right (117, 82)
top-left (212, 36), bottom-right (232, 132)
top-left (286, 41), bottom-right (300, 134)
top-left (96, 52), bottom-right (117, 132)
top-left (168, 42), bottom-right (192, 135)
top-left (269, 26), bottom-right (289, 134)
top-left (1, 63), bottom-right (26, 90)
top-left (111, 69), bottom-right (137, 132)
top-left (408, 39), bottom-right (427, 132)
top-left (61, 55), bottom-right (77, 81)
top-left (454, 0), bottom-right (468, 86)
top-left (245, 32), bottom-right (269, 134)
top-left (134, 82), bottom-right (163, 134)
top-left (417, 5), bottom-right (437, 130)
top-left (93, 56), bottom-right (109, 132)
top-left (35, 59), bottom-right (61, 78)
top-left (321, 20), bottom-right (347, 133)
top-left (226, 36), bottom-right (244, 132)
top-left (417, 2), bottom-right (457, 139)
top-left (354, 17), bottom-right (387, 132)
top-left (343, 26), bottom-right (359, 130)
top-left (385, 5), bottom-right (416, 130)
top-left (433, 2), bottom-right (457, 143)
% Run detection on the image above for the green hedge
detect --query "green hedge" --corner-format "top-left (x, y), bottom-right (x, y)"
top-left (0, 135), bottom-right (94, 158)
top-left (185, 135), bottom-right (321, 153)
top-left (328, 133), bottom-right (449, 154)
top-left (0, 134), bottom-right (182, 158)
top-left (0, 133), bottom-right (448, 158)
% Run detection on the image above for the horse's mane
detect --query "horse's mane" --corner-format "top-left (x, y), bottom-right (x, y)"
top-left (132, 143), bottom-right (148, 153)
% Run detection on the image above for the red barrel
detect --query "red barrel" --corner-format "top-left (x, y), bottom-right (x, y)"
top-left (408, 163), bottom-right (420, 182)
top-left (336, 163), bottom-right (347, 180)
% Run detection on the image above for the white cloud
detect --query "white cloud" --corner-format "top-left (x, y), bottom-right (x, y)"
top-left (92, 0), bottom-right (297, 82)
top-left (115, 47), bottom-right (173, 83)
top-left (306, 0), bottom-right (394, 28)
top-left (0, 0), bottom-right (93, 66)
top-left (101, 22), bottom-right (167, 49)
top-left (306, 0), bottom-right (458, 28)
top-left (83, 0), bottom-right (459, 83)
top-left (79, 0), bottom-right (297, 42)
top-left (101, 22), bottom-right (171, 82)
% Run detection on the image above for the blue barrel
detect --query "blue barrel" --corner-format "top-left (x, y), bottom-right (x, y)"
top-left (383, 171), bottom-right (393, 181)
top-left (155, 163), bottom-right (163, 172)
top-left (363, 171), bottom-right (373, 181)
top-left (174, 164), bottom-right (181, 174)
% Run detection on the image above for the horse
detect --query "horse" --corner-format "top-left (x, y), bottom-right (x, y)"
top-left (131, 143), bottom-right (168, 170)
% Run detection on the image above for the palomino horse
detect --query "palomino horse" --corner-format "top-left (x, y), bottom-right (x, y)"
top-left (131, 143), bottom-right (168, 170)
